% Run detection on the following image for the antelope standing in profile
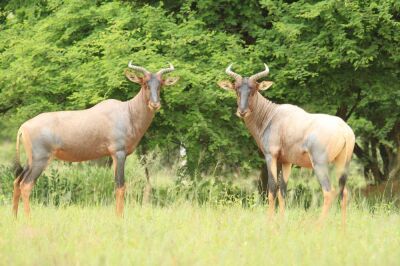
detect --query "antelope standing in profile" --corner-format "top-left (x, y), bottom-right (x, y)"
top-left (218, 64), bottom-right (355, 224)
top-left (13, 62), bottom-right (179, 217)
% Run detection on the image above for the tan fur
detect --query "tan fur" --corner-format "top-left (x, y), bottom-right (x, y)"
top-left (220, 64), bottom-right (355, 224)
top-left (19, 90), bottom-right (153, 162)
top-left (319, 190), bottom-right (336, 223)
top-left (13, 65), bottom-right (180, 218)
top-left (246, 93), bottom-right (354, 222)
top-left (20, 182), bottom-right (33, 218)
top-left (115, 186), bottom-right (126, 217)
top-left (15, 89), bottom-right (154, 218)
top-left (244, 94), bottom-right (355, 168)
top-left (243, 92), bottom-right (279, 152)
top-left (12, 178), bottom-right (21, 217)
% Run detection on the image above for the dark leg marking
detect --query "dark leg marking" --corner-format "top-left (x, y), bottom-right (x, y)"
top-left (313, 163), bottom-right (331, 192)
top-left (266, 154), bottom-right (278, 198)
top-left (261, 124), bottom-right (279, 197)
top-left (13, 162), bottom-right (24, 178)
top-left (114, 151), bottom-right (126, 188)
top-left (15, 165), bottom-right (29, 183)
top-left (21, 159), bottom-right (47, 185)
top-left (305, 134), bottom-right (331, 192)
top-left (279, 175), bottom-right (287, 199)
top-left (339, 174), bottom-right (347, 200)
top-left (258, 163), bottom-right (269, 201)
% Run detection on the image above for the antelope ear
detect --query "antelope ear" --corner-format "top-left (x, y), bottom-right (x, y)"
top-left (258, 81), bottom-right (273, 91)
top-left (124, 69), bottom-right (142, 84)
top-left (218, 80), bottom-right (234, 91)
top-left (163, 76), bottom-right (180, 86)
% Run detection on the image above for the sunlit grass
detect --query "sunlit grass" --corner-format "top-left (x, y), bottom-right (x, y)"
top-left (1, 204), bottom-right (399, 266)
top-left (1, 142), bottom-right (399, 265)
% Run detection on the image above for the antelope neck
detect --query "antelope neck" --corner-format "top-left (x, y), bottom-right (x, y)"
top-left (127, 88), bottom-right (155, 136)
top-left (243, 92), bottom-right (279, 148)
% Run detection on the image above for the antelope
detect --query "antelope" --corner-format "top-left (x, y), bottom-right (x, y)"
top-left (218, 64), bottom-right (355, 224)
top-left (12, 62), bottom-right (179, 218)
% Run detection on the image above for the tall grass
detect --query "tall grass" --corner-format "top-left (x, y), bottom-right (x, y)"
top-left (1, 151), bottom-right (398, 211)
top-left (1, 143), bottom-right (399, 265)
top-left (1, 204), bottom-right (399, 266)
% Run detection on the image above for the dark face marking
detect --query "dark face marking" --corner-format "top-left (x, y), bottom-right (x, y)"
top-left (238, 80), bottom-right (250, 112)
top-left (235, 78), bottom-right (256, 118)
top-left (147, 75), bottom-right (161, 104)
top-left (146, 74), bottom-right (161, 111)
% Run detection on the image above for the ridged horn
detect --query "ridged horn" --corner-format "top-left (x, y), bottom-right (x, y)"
top-left (249, 63), bottom-right (270, 81)
top-left (157, 63), bottom-right (175, 76)
top-left (225, 63), bottom-right (242, 80)
top-left (127, 61), bottom-right (150, 75)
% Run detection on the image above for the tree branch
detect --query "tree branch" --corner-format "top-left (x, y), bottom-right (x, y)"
top-left (345, 89), bottom-right (362, 121)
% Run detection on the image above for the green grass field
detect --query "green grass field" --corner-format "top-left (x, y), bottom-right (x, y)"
top-left (1, 204), bottom-right (399, 266)
top-left (1, 143), bottom-right (399, 265)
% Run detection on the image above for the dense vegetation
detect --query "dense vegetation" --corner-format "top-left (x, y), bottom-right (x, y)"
top-left (0, 0), bottom-right (399, 182)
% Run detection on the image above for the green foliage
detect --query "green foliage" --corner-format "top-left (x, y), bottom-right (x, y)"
top-left (254, 0), bottom-right (400, 180)
top-left (0, 0), bottom-right (261, 175)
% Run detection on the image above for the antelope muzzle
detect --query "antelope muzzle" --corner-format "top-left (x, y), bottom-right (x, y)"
top-left (236, 108), bottom-right (251, 118)
top-left (148, 101), bottom-right (161, 111)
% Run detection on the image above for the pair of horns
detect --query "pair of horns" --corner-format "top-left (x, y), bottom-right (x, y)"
top-left (226, 63), bottom-right (270, 81)
top-left (127, 61), bottom-right (268, 81)
top-left (127, 61), bottom-right (175, 76)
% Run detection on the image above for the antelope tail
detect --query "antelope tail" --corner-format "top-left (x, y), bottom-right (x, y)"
top-left (343, 128), bottom-right (355, 166)
top-left (13, 128), bottom-right (23, 178)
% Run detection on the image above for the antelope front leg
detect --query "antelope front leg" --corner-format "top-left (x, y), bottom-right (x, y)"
top-left (112, 151), bottom-right (127, 217)
top-left (278, 163), bottom-right (292, 217)
top-left (265, 154), bottom-right (278, 219)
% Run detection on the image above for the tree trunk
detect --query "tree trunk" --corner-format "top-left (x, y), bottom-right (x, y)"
top-left (389, 125), bottom-right (400, 179)
top-left (388, 142), bottom-right (400, 180)
top-left (353, 142), bottom-right (386, 183)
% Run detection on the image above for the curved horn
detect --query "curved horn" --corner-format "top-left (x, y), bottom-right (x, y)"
top-left (157, 63), bottom-right (175, 76)
top-left (249, 63), bottom-right (270, 81)
top-left (225, 63), bottom-right (242, 80)
top-left (127, 61), bottom-right (150, 75)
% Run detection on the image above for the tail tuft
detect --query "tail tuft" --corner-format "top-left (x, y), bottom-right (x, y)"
top-left (12, 159), bottom-right (23, 178)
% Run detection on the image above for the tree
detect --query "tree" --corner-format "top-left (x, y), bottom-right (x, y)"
top-left (0, 0), bottom-right (263, 176)
top-left (251, 0), bottom-right (400, 182)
